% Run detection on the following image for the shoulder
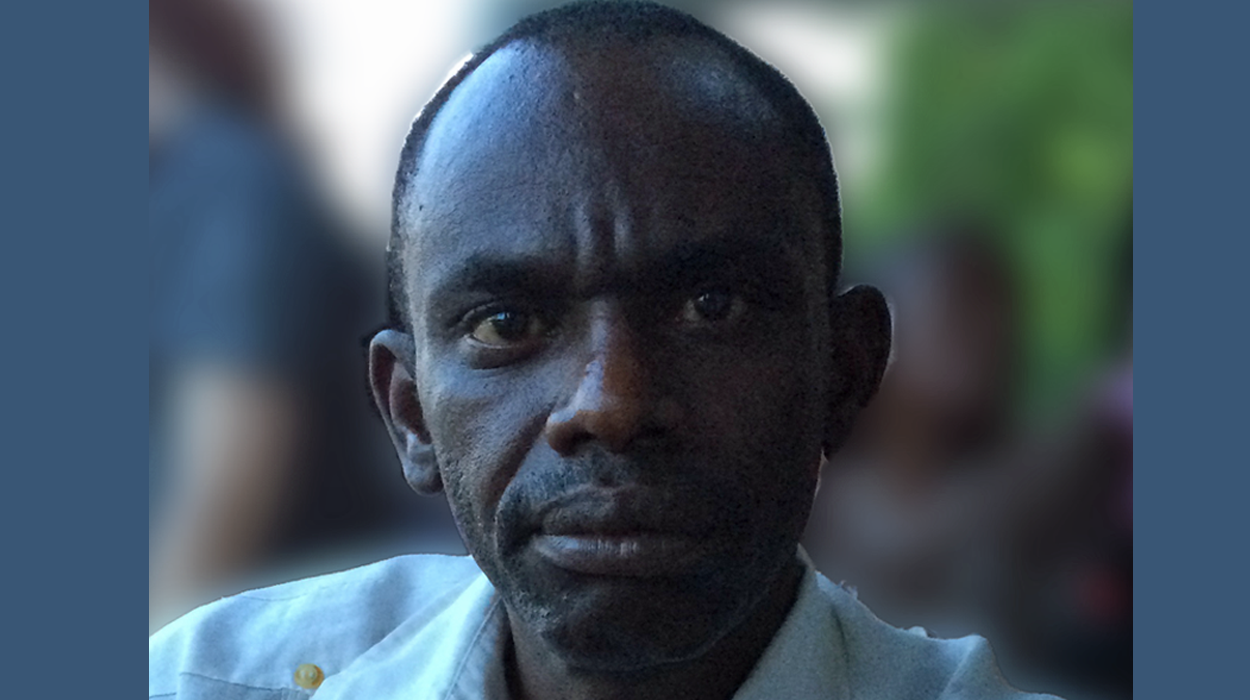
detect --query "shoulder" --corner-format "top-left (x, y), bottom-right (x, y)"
top-left (817, 576), bottom-right (1063, 700)
top-left (150, 108), bottom-right (326, 253)
top-left (149, 555), bottom-right (483, 699)
top-left (155, 109), bottom-right (291, 191)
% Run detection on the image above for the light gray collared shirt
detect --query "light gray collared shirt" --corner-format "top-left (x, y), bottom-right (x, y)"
top-left (149, 552), bottom-right (1060, 699)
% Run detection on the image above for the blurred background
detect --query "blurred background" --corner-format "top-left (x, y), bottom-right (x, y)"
top-left (149, 1), bottom-right (1131, 698)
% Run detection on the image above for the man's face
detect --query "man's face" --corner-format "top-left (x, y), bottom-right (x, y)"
top-left (397, 39), bottom-right (833, 670)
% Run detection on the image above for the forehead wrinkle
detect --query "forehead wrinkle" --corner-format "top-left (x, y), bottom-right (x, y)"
top-left (557, 173), bottom-right (634, 297)
top-left (547, 39), bottom-right (803, 293)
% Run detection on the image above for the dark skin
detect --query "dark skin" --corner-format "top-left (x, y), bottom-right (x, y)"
top-left (370, 36), bottom-right (890, 700)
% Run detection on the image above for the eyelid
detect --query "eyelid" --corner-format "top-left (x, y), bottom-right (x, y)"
top-left (457, 302), bottom-right (561, 369)
top-left (677, 289), bottom-right (749, 324)
top-left (471, 311), bottom-right (544, 345)
top-left (459, 299), bottom-right (539, 329)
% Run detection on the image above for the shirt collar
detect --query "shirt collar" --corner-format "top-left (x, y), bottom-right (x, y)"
top-left (319, 550), bottom-right (845, 700)
top-left (311, 573), bottom-right (511, 700)
top-left (731, 548), bottom-right (850, 700)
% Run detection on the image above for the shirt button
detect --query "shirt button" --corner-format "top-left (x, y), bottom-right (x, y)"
top-left (293, 663), bottom-right (324, 690)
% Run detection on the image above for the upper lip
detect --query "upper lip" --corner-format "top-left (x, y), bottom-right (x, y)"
top-left (536, 486), bottom-right (713, 538)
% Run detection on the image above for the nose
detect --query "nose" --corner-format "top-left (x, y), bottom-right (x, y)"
top-left (544, 310), bottom-right (678, 455)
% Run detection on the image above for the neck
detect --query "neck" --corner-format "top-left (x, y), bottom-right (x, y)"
top-left (506, 558), bottom-right (804, 700)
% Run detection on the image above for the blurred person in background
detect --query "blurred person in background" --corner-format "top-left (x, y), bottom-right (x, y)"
top-left (805, 221), bottom-right (1132, 700)
top-left (149, 0), bottom-right (458, 630)
top-left (985, 214), bottom-right (1132, 700)
top-left (805, 226), bottom-right (1023, 639)
top-left (795, 2), bottom-right (1132, 692)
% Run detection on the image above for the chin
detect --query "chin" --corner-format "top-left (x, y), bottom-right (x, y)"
top-left (524, 572), bottom-right (760, 674)
top-left (545, 611), bottom-right (725, 673)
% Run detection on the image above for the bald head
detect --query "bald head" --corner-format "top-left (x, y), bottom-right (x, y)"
top-left (387, 1), bottom-right (842, 330)
top-left (407, 38), bottom-right (787, 225)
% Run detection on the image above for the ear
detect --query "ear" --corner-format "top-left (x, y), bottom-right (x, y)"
top-left (369, 329), bottom-right (443, 495)
top-left (824, 284), bottom-right (892, 455)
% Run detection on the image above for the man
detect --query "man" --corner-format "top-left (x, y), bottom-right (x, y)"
top-left (149, 3), bottom-right (1060, 698)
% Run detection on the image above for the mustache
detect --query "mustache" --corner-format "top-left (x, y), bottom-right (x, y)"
top-left (499, 450), bottom-right (748, 540)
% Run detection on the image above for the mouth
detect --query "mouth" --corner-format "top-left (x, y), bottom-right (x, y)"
top-left (532, 532), bottom-right (705, 577)
top-left (527, 487), bottom-right (716, 578)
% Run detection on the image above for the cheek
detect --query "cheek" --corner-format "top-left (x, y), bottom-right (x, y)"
top-left (678, 320), bottom-right (824, 438)
top-left (421, 365), bottom-right (556, 549)
top-left (696, 367), bottom-right (818, 452)
top-left (674, 342), bottom-right (825, 520)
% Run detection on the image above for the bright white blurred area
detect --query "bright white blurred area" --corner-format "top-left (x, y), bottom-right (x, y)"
top-left (718, 2), bottom-right (894, 198)
top-left (252, 0), bottom-right (479, 244)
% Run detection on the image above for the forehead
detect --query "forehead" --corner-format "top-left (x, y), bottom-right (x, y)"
top-left (400, 36), bottom-right (827, 307)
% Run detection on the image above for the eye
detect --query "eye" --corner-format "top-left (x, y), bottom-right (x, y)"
top-left (468, 309), bottom-right (550, 347)
top-left (678, 290), bottom-right (748, 325)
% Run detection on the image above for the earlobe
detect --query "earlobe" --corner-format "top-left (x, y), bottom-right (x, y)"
top-left (369, 329), bottom-right (443, 495)
top-left (824, 285), bottom-right (892, 455)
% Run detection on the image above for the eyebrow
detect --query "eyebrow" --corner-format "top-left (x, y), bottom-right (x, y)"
top-left (647, 237), bottom-right (801, 288)
top-left (430, 253), bottom-right (568, 299)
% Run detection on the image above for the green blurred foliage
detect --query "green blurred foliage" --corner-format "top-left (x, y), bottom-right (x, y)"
top-left (848, 0), bottom-right (1132, 419)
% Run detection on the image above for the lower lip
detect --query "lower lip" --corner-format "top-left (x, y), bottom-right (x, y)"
top-left (532, 533), bottom-right (705, 578)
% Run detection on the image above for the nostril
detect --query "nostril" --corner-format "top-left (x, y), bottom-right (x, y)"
top-left (544, 394), bottom-right (646, 455)
top-left (544, 392), bottom-right (682, 456)
top-left (544, 316), bottom-right (677, 455)
top-left (544, 403), bottom-right (587, 456)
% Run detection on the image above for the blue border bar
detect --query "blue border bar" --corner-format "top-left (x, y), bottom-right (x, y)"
top-left (1135, 0), bottom-right (1247, 698)
top-left (2, 1), bottom-right (147, 694)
